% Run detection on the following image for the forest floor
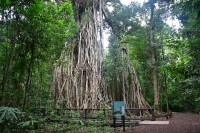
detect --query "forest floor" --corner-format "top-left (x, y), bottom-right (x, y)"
top-left (123, 112), bottom-right (200, 133)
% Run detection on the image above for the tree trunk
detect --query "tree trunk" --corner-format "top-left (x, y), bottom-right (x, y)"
top-left (53, 0), bottom-right (109, 109)
top-left (150, 0), bottom-right (159, 110)
top-left (23, 45), bottom-right (35, 111)
top-left (1, 24), bottom-right (15, 105)
top-left (161, 45), bottom-right (169, 112)
top-left (152, 52), bottom-right (159, 109)
top-left (119, 46), bottom-right (151, 109)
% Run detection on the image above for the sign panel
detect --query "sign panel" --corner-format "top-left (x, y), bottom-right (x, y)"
top-left (113, 101), bottom-right (125, 116)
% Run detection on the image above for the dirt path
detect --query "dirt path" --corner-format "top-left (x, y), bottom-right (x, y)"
top-left (124, 112), bottom-right (200, 133)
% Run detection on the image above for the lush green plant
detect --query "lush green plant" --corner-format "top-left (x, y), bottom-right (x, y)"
top-left (67, 110), bottom-right (80, 118)
top-left (0, 107), bottom-right (22, 132)
top-left (18, 120), bottom-right (38, 128)
top-left (0, 107), bottom-right (21, 123)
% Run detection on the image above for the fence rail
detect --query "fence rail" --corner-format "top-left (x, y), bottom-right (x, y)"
top-left (34, 107), bottom-right (156, 121)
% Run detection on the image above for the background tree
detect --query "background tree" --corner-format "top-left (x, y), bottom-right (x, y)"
top-left (0, 0), bottom-right (76, 110)
top-left (103, 2), bottom-right (151, 108)
top-left (163, 0), bottom-right (200, 112)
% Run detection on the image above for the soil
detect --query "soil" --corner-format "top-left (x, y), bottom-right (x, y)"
top-left (123, 112), bottom-right (200, 133)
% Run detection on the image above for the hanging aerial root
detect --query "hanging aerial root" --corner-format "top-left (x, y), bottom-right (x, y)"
top-left (52, 0), bottom-right (110, 109)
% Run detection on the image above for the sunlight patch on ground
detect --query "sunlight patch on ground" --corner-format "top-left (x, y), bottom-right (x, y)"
top-left (139, 121), bottom-right (169, 125)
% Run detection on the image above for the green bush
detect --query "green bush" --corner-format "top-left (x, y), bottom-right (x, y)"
top-left (0, 106), bottom-right (40, 132)
top-left (0, 107), bottom-right (21, 123)
top-left (0, 107), bottom-right (21, 132)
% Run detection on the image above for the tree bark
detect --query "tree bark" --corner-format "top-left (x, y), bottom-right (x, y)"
top-left (53, 0), bottom-right (109, 109)
top-left (161, 45), bottom-right (169, 112)
top-left (149, 0), bottom-right (159, 110)
top-left (23, 44), bottom-right (35, 111)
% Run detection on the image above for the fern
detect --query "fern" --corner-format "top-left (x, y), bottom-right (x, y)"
top-left (18, 120), bottom-right (38, 127)
top-left (0, 106), bottom-right (21, 123)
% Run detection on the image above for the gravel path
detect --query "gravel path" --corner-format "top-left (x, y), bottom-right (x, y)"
top-left (124, 112), bottom-right (200, 133)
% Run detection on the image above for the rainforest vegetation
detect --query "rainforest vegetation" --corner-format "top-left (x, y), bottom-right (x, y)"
top-left (0, 0), bottom-right (200, 132)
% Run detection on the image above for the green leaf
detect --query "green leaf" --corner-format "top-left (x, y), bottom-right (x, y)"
top-left (6, 0), bottom-right (10, 4)
top-left (0, 108), bottom-right (7, 121)
top-left (8, 109), bottom-right (17, 120)
top-left (18, 120), bottom-right (38, 127)
top-left (79, 120), bottom-right (85, 126)
top-left (0, 107), bottom-right (21, 122)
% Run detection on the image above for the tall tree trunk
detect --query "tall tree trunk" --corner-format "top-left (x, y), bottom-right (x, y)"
top-left (119, 46), bottom-right (151, 109)
top-left (150, 0), bottom-right (159, 110)
top-left (23, 45), bottom-right (35, 111)
top-left (53, 0), bottom-right (109, 109)
top-left (1, 23), bottom-right (15, 105)
top-left (161, 45), bottom-right (169, 112)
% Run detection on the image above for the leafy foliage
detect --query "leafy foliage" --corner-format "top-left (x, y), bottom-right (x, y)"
top-left (18, 119), bottom-right (38, 128)
top-left (104, 0), bottom-right (200, 112)
top-left (0, 107), bottom-right (21, 123)
top-left (0, 0), bottom-right (77, 110)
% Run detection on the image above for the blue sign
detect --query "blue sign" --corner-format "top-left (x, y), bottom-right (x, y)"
top-left (113, 101), bottom-right (126, 116)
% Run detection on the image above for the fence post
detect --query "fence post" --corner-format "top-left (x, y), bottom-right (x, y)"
top-left (141, 109), bottom-right (144, 116)
top-left (84, 109), bottom-right (88, 120)
top-left (152, 109), bottom-right (156, 121)
top-left (122, 115), bottom-right (125, 132)
top-left (103, 109), bottom-right (106, 117)
top-left (141, 109), bottom-right (144, 121)
top-left (114, 116), bottom-right (116, 128)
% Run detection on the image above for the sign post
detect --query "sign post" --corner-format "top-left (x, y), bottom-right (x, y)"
top-left (113, 101), bottom-right (126, 132)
